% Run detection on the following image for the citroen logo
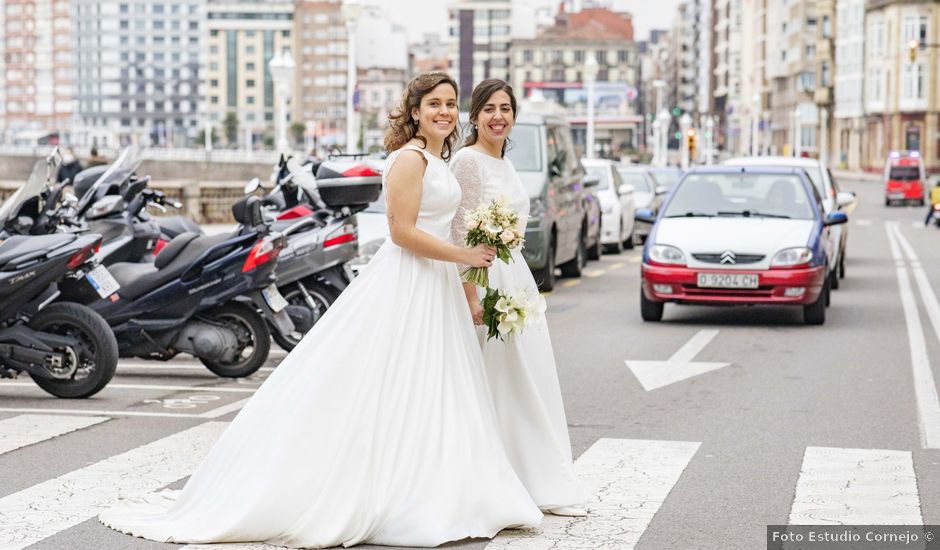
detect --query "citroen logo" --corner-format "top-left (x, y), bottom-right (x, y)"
top-left (720, 250), bottom-right (736, 264)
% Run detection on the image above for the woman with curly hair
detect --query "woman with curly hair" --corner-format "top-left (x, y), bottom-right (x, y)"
top-left (98, 71), bottom-right (541, 548)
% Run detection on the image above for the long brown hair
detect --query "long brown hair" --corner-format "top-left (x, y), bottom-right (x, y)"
top-left (463, 79), bottom-right (518, 157)
top-left (385, 71), bottom-right (460, 160)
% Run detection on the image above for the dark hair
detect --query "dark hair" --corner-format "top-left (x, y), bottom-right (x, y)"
top-left (385, 71), bottom-right (460, 160)
top-left (463, 79), bottom-right (518, 157)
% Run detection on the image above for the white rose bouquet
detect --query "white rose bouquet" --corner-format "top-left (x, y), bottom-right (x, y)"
top-left (481, 287), bottom-right (547, 342)
top-left (462, 197), bottom-right (525, 287)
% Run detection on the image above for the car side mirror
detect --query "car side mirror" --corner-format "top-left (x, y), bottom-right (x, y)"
top-left (618, 183), bottom-right (635, 196)
top-left (655, 185), bottom-right (668, 195)
top-left (584, 174), bottom-right (601, 188)
top-left (824, 211), bottom-right (848, 226)
top-left (244, 177), bottom-right (261, 195)
top-left (635, 208), bottom-right (656, 224)
top-left (835, 191), bottom-right (856, 208)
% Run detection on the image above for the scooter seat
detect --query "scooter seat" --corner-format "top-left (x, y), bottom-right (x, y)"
top-left (0, 234), bottom-right (78, 271)
top-left (110, 232), bottom-right (237, 300)
top-left (154, 232), bottom-right (200, 268)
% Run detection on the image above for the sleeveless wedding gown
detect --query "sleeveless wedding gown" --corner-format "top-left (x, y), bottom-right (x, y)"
top-left (98, 144), bottom-right (542, 548)
top-left (450, 147), bottom-right (586, 510)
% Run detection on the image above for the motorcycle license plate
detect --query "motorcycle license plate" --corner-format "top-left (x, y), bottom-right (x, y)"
top-left (262, 284), bottom-right (289, 313)
top-left (86, 265), bottom-right (121, 298)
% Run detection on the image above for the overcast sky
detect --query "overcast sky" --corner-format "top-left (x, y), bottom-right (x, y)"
top-left (359, 0), bottom-right (682, 43)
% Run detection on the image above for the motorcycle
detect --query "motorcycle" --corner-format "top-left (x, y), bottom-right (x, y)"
top-left (0, 154), bottom-right (119, 398)
top-left (57, 193), bottom-right (293, 378)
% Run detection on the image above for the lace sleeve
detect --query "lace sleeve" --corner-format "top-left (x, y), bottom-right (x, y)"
top-left (450, 152), bottom-right (485, 251)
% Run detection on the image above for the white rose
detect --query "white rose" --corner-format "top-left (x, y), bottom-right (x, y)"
top-left (500, 230), bottom-right (515, 244)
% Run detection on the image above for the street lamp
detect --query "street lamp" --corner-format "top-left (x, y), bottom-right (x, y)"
top-left (269, 49), bottom-right (295, 153)
top-left (652, 80), bottom-right (666, 166)
top-left (791, 108), bottom-right (800, 157)
top-left (679, 112), bottom-right (692, 170)
top-left (584, 53), bottom-right (598, 159)
top-left (750, 93), bottom-right (760, 156)
top-left (342, 0), bottom-right (362, 152)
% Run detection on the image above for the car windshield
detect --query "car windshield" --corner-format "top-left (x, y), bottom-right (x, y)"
top-left (650, 169), bottom-right (681, 189)
top-left (663, 173), bottom-right (815, 220)
top-left (505, 124), bottom-right (542, 172)
top-left (0, 160), bottom-right (48, 224)
top-left (618, 170), bottom-right (653, 193)
top-left (584, 165), bottom-right (610, 190)
top-left (890, 165), bottom-right (921, 181)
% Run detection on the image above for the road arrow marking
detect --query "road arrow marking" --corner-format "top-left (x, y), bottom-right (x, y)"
top-left (625, 329), bottom-right (730, 391)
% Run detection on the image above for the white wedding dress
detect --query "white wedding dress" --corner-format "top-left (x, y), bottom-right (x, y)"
top-left (99, 144), bottom-right (542, 548)
top-left (450, 147), bottom-right (586, 510)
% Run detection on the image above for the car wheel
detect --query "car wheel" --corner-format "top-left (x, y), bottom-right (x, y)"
top-left (803, 278), bottom-right (828, 325)
top-left (587, 229), bottom-right (602, 261)
top-left (604, 223), bottom-right (623, 254)
top-left (918, 199), bottom-right (926, 207)
top-left (623, 221), bottom-right (635, 250)
top-left (838, 252), bottom-right (846, 279)
top-left (533, 235), bottom-right (556, 292)
top-left (829, 267), bottom-right (839, 291)
top-left (885, 198), bottom-right (891, 207)
top-left (560, 229), bottom-right (586, 278)
top-left (640, 288), bottom-right (664, 322)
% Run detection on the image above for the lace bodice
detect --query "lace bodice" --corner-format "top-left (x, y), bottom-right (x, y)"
top-left (383, 144), bottom-right (462, 242)
top-left (449, 147), bottom-right (529, 248)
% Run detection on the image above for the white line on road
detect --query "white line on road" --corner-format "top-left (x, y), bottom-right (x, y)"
top-left (855, 219), bottom-right (873, 226)
top-left (584, 269), bottom-right (606, 278)
top-left (0, 407), bottom-right (207, 419)
top-left (626, 330), bottom-right (730, 391)
top-left (0, 415), bottom-right (109, 456)
top-left (0, 382), bottom-right (257, 394)
top-left (885, 223), bottom-right (940, 449)
top-left (0, 421), bottom-right (227, 550)
top-left (486, 438), bottom-right (701, 549)
top-left (199, 398), bottom-right (251, 419)
top-left (118, 363), bottom-right (276, 372)
top-left (788, 447), bottom-right (922, 525)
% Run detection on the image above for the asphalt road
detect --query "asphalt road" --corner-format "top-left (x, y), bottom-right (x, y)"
top-left (2, 175), bottom-right (939, 549)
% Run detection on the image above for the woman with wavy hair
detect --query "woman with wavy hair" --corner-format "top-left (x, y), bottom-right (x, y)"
top-left (451, 79), bottom-right (587, 517)
top-left (98, 71), bottom-right (541, 548)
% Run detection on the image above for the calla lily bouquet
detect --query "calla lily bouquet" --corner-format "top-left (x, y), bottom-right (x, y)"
top-left (462, 197), bottom-right (525, 288)
top-left (481, 287), bottom-right (547, 342)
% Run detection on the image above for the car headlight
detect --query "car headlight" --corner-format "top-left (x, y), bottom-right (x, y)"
top-left (771, 247), bottom-right (812, 268)
top-left (649, 244), bottom-right (686, 265)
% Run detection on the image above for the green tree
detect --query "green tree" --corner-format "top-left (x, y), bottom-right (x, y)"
top-left (223, 112), bottom-right (239, 146)
top-left (290, 122), bottom-right (306, 148)
top-left (194, 127), bottom-right (217, 147)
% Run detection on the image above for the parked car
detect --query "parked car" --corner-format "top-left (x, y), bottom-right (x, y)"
top-left (507, 112), bottom-right (595, 291)
top-left (723, 156), bottom-right (855, 289)
top-left (637, 166), bottom-right (847, 325)
top-left (648, 166), bottom-right (684, 190)
top-left (581, 158), bottom-right (635, 253)
top-left (884, 150), bottom-right (926, 206)
top-left (618, 164), bottom-right (666, 245)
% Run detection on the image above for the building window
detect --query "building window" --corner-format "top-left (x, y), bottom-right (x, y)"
top-left (618, 50), bottom-right (629, 63)
top-left (247, 96), bottom-right (255, 104)
top-left (906, 126), bottom-right (921, 151)
top-left (247, 79), bottom-right (255, 88)
top-left (822, 15), bottom-right (831, 38)
top-left (523, 49), bottom-right (533, 62)
top-left (551, 50), bottom-right (562, 63)
top-left (210, 79), bottom-right (219, 87)
top-left (902, 63), bottom-right (925, 100)
top-left (574, 50), bottom-right (584, 63)
top-left (596, 50), bottom-right (607, 64)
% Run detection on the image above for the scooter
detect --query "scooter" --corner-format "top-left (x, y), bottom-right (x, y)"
top-left (58, 195), bottom-right (293, 378)
top-left (0, 155), bottom-right (119, 398)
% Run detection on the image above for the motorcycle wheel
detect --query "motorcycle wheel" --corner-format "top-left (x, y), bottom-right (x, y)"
top-left (28, 302), bottom-right (118, 399)
top-left (271, 280), bottom-right (341, 352)
top-left (200, 302), bottom-right (271, 378)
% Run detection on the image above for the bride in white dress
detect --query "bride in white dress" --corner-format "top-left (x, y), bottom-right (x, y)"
top-left (99, 72), bottom-right (542, 548)
top-left (450, 80), bottom-right (586, 517)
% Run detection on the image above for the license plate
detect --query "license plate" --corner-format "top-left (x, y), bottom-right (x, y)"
top-left (85, 265), bottom-right (121, 298)
top-left (697, 272), bottom-right (759, 289)
top-left (262, 284), bottom-right (289, 313)
top-left (889, 193), bottom-right (905, 199)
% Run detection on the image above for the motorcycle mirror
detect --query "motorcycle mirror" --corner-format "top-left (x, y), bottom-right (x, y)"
top-left (244, 177), bottom-right (261, 195)
top-left (63, 192), bottom-right (78, 207)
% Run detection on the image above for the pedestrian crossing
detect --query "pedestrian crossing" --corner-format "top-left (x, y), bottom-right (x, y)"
top-left (0, 413), bottom-right (932, 549)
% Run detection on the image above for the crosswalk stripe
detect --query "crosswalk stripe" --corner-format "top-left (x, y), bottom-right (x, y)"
top-left (0, 415), bottom-right (109, 456)
top-left (486, 438), bottom-right (701, 549)
top-left (789, 447), bottom-right (922, 525)
top-left (0, 421), bottom-right (227, 550)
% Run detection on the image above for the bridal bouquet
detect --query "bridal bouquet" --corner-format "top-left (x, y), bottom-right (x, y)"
top-left (481, 287), bottom-right (547, 342)
top-left (462, 197), bottom-right (525, 287)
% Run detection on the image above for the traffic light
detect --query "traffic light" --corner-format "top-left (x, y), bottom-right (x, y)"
top-left (687, 129), bottom-right (697, 159)
top-left (909, 39), bottom-right (919, 62)
top-left (672, 107), bottom-right (681, 117)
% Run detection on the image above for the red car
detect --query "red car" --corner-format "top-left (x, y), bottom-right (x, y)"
top-left (884, 150), bottom-right (926, 206)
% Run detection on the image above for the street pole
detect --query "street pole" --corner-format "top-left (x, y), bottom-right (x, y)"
top-left (585, 53), bottom-right (598, 159)
top-left (751, 93), bottom-right (759, 156)
top-left (680, 113), bottom-right (692, 170)
top-left (244, 126), bottom-right (252, 152)
top-left (791, 109), bottom-right (799, 157)
top-left (343, 0), bottom-right (361, 153)
top-left (204, 120), bottom-right (212, 152)
top-left (705, 116), bottom-right (714, 165)
top-left (652, 80), bottom-right (665, 165)
top-left (269, 49), bottom-right (295, 153)
top-left (820, 107), bottom-right (828, 166)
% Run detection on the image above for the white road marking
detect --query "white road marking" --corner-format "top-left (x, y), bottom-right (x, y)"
top-left (789, 447), bottom-right (922, 525)
top-left (626, 329), bottom-right (730, 391)
top-left (628, 256), bottom-right (642, 263)
top-left (199, 398), bottom-right (251, 419)
top-left (608, 262), bottom-right (624, 270)
top-left (0, 407), bottom-right (208, 419)
top-left (561, 280), bottom-right (581, 288)
top-left (0, 382), bottom-right (256, 394)
top-left (855, 219), bottom-right (873, 226)
top-left (885, 223), bottom-right (940, 449)
top-left (584, 269), bottom-right (605, 278)
top-left (118, 363), bottom-right (276, 372)
top-left (0, 415), bottom-right (109, 456)
top-left (0, 421), bottom-right (227, 550)
top-left (486, 438), bottom-right (701, 549)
